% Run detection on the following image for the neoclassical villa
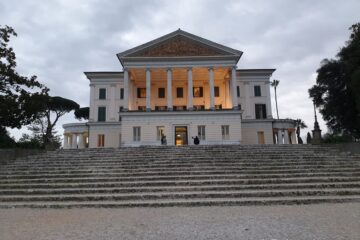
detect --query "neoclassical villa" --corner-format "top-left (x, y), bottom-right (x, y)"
top-left (63, 29), bottom-right (296, 148)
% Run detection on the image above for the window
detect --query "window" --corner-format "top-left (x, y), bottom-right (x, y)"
top-left (156, 126), bottom-right (165, 141)
top-left (255, 104), bottom-right (267, 119)
top-left (176, 87), bottom-right (183, 98)
top-left (193, 87), bottom-right (203, 98)
top-left (221, 125), bottom-right (230, 140)
top-left (120, 88), bottom-right (124, 99)
top-left (238, 104), bottom-right (242, 110)
top-left (138, 106), bottom-right (146, 111)
top-left (174, 106), bottom-right (186, 111)
top-left (215, 104), bottom-right (222, 110)
top-left (214, 86), bottom-right (220, 97)
top-left (133, 127), bottom-right (141, 142)
top-left (137, 88), bottom-right (146, 98)
top-left (99, 88), bottom-right (106, 99)
top-left (97, 134), bottom-right (105, 147)
top-left (198, 125), bottom-right (205, 140)
top-left (119, 106), bottom-right (123, 121)
top-left (254, 86), bottom-right (261, 97)
top-left (158, 88), bottom-right (165, 98)
top-left (193, 105), bottom-right (205, 110)
top-left (237, 86), bottom-right (240, 97)
top-left (98, 107), bottom-right (106, 122)
top-left (155, 106), bottom-right (167, 111)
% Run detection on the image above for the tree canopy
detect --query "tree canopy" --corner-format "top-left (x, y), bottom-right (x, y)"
top-left (0, 25), bottom-right (48, 128)
top-left (309, 23), bottom-right (360, 140)
top-left (74, 107), bottom-right (89, 120)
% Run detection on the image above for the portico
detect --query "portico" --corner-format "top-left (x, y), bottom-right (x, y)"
top-left (122, 66), bottom-right (238, 112)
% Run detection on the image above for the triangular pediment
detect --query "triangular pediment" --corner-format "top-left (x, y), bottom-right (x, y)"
top-left (117, 29), bottom-right (242, 61)
top-left (129, 36), bottom-right (225, 57)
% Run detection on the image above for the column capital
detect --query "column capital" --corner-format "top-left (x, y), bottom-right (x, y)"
top-left (208, 66), bottom-right (214, 71)
top-left (166, 67), bottom-right (172, 72)
top-left (123, 67), bottom-right (129, 72)
top-left (187, 67), bottom-right (193, 71)
top-left (232, 65), bottom-right (237, 70)
top-left (146, 68), bottom-right (151, 72)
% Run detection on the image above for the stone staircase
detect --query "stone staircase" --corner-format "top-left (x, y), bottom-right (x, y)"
top-left (0, 145), bottom-right (359, 208)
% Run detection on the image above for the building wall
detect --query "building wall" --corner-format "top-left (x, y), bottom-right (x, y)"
top-left (88, 123), bottom-right (122, 148)
top-left (241, 120), bottom-right (274, 144)
top-left (120, 112), bottom-right (242, 146)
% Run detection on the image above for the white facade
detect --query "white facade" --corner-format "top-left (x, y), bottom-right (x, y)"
top-left (63, 29), bottom-right (296, 148)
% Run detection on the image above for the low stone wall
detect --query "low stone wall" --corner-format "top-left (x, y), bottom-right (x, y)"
top-left (0, 149), bottom-right (45, 165)
top-left (326, 143), bottom-right (360, 154)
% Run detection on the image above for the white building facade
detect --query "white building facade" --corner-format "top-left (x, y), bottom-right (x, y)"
top-left (63, 29), bottom-right (296, 148)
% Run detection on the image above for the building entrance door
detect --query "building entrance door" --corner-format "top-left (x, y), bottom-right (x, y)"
top-left (175, 126), bottom-right (188, 146)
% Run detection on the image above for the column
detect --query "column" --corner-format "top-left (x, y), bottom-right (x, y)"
top-left (89, 84), bottom-right (95, 121)
top-left (244, 81), bottom-right (251, 118)
top-left (123, 68), bottom-right (129, 111)
top-left (146, 68), bottom-right (151, 111)
top-left (265, 81), bottom-right (273, 119)
top-left (187, 67), bottom-right (193, 110)
top-left (63, 134), bottom-right (68, 149)
top-left (231, 66), bottom-right (238, 109)
top-left (277, 130), bottom-right (283, 144)
top-left (71, 134), bottom-right (78, 149)
top-left (110, 84), bottom-right (116, 121)
top-left (209, 67), bottom-right (215, 110)
top-left (167, 68), bottom-right (173, 110)
top-left (284, 129), bottom-right (289, 144)
top-left (78, 133), bottom-right (85, 149)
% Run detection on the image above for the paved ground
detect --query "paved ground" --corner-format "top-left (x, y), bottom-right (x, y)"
top-left (0, 203), bottom-right (359, 240)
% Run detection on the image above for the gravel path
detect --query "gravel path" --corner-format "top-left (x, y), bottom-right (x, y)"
top-left (0, 203), bottom-right (359, 240)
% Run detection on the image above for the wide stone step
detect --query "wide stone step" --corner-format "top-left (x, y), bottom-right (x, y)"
top-left (1, 176), bottom-right (359, 189)
top-left (2, 164), bottom-right (358, 175)
top-left (1, 168), bottom-right (360, 180)
top-left (1, 182), bottom-right (359, 195)
top-left (1, 172), bottom-right (359, 184)
top-left (1, 195), bottom-right (359, 208)
top-left (3, 161), bottom-right (358, 171)
top-left (0, 189), bottom-right (359, 202)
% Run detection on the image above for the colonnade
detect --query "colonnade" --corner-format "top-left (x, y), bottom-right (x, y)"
top-left (123, 66), bottom-right (238, 111)
top-left (63, 132), bottom-right (88, 149)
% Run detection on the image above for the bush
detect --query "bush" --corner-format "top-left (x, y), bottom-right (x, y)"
top-left (322, 133), bottom-right (353, 144)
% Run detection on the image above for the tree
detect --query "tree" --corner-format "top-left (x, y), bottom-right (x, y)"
top-left (271, 79), bottom-right (280, 119)
top-left (309, 23), bottom-right (360, 140)
top-left (0, 25), bottom-right (48, 129)
top-left (34, 96), bottom-right (79, 148)
top-left (295, 119), bottom-right (307, 144)
top-left (74, 107), bottom-right (89, 120)
top-left (0, 126), bottom-right (16, 148)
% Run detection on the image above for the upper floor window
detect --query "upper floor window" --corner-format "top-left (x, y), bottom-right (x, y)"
top-left (214, 86), bottom-right (220, 97)
top-left (254, 86), bottom-right (261, 97)
top-left (176, 88), bottom-right (183, 98)
top-left (193, 87), bottom-right (203, 98)
top-left (137, 88), bottom-right (146, 98)
top-left (98, 107), bottom-right (106, 122)
top-left (120, 88), bottom-right (124, 99)
top-left (255, 104), bottom-right (267, 119)
top-left (237, 86), bottom-right (240, 97)
top-left (99, 88), bottom-right (106, 99)
top-left (158, 88), bottom-right (165, 98)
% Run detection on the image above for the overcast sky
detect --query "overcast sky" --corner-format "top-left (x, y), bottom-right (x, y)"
top-left (1, 0), bottom-right (359, 141)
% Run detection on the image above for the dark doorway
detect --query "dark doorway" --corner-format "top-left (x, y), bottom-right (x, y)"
top-left (175, 126), bottom-right (188, 146)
